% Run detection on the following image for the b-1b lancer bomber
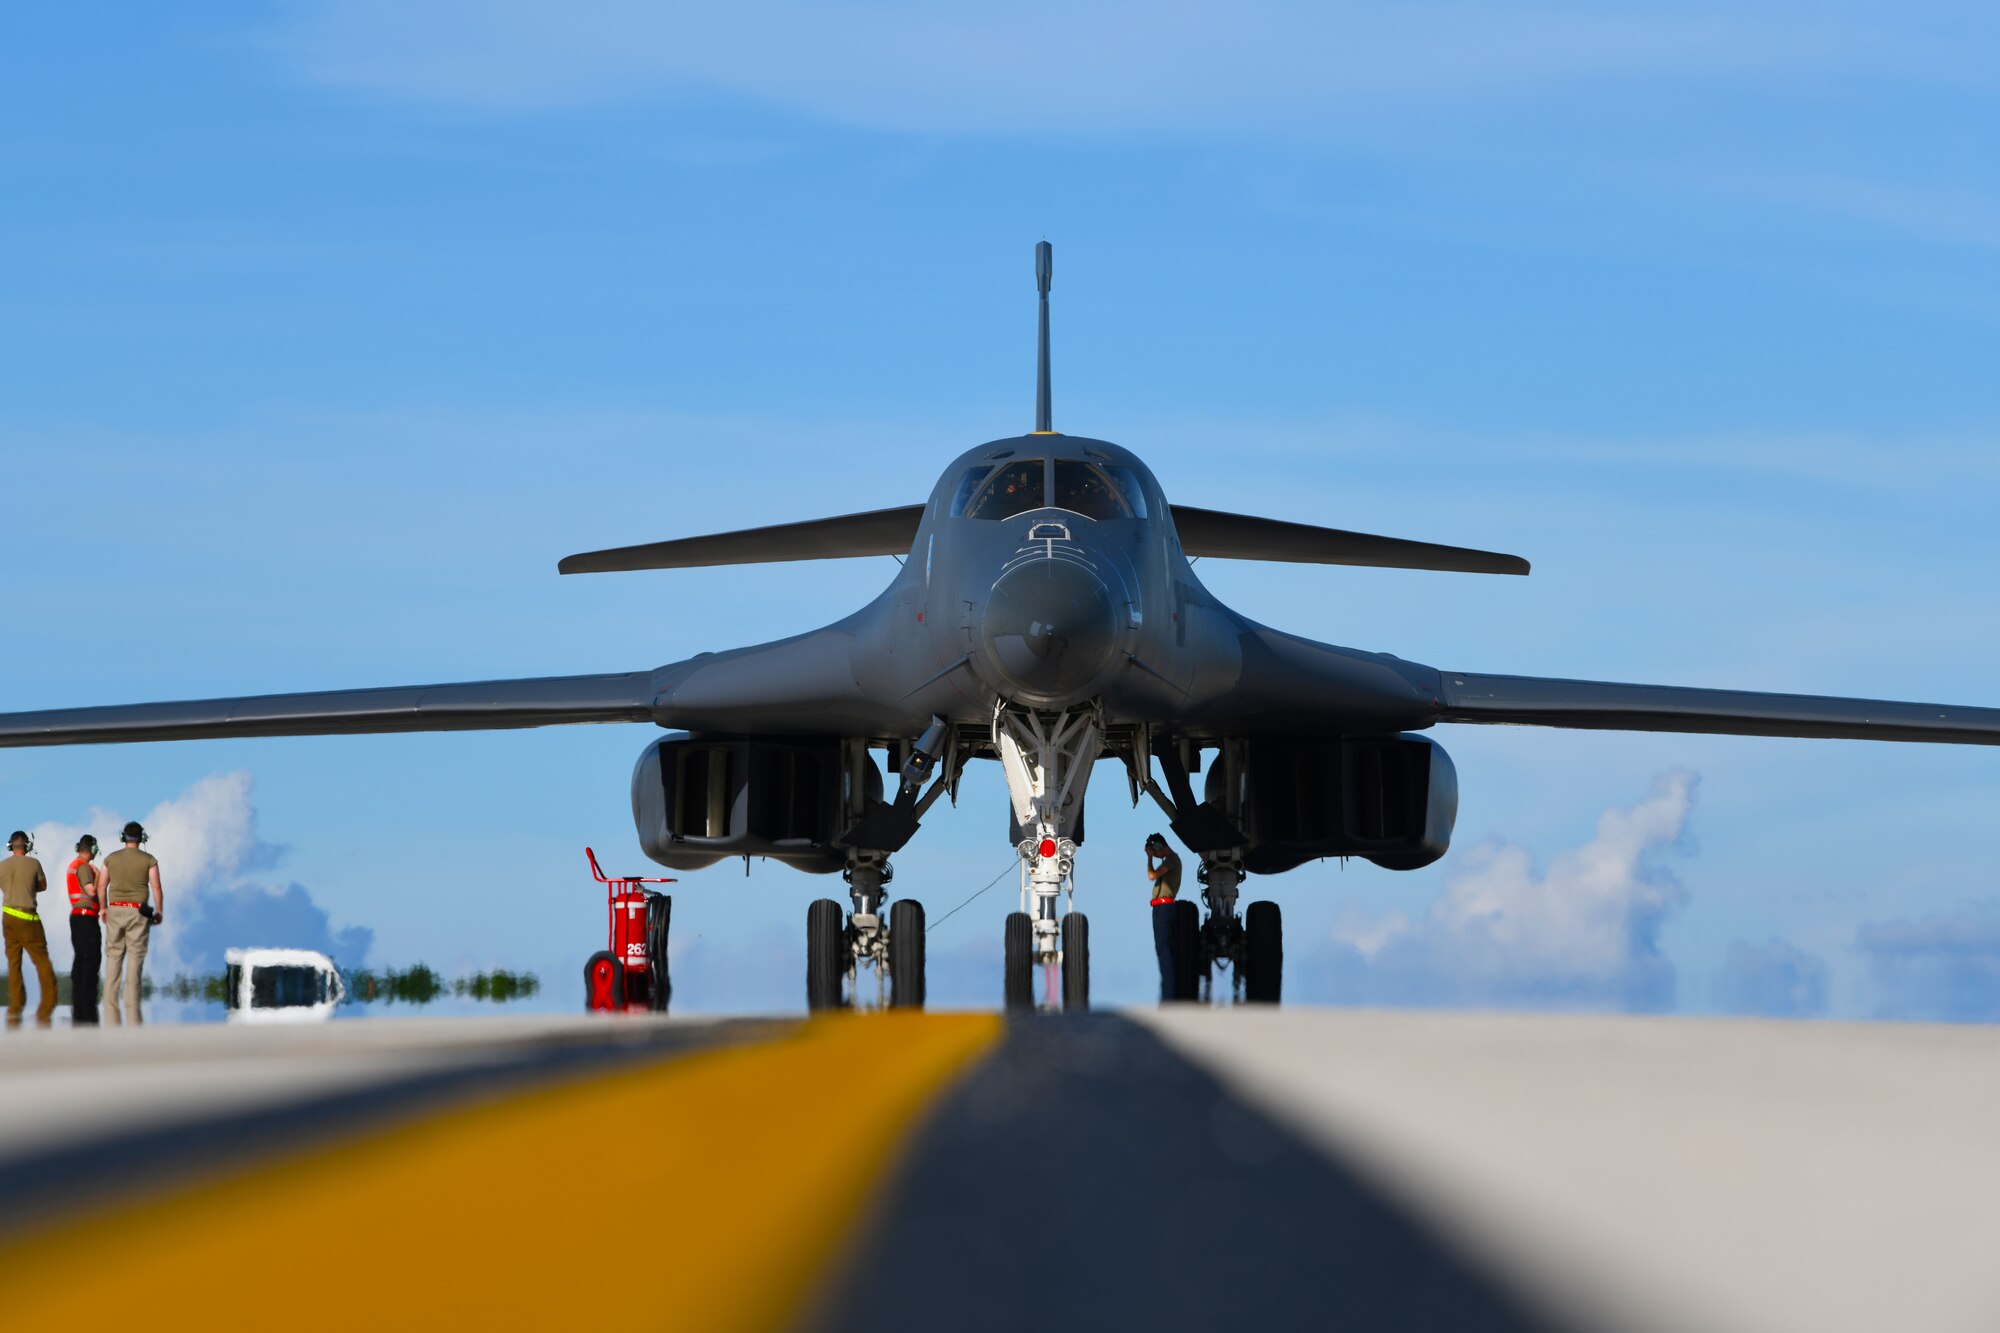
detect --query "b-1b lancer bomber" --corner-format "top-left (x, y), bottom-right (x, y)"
top-left (9, 243), bottom-right (2000, 1010)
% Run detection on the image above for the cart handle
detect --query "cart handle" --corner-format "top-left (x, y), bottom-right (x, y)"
top-left (586, 846), bottom-right (677, 886)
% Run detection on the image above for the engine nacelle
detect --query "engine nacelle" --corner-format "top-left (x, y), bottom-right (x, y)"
top-left (631, 735), bottom-right (878, 874)
top-left (1206, 733), bottom-right (1458, 873)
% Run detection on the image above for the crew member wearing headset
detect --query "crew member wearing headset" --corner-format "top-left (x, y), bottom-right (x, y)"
top-left (67, 834), bottom-right (105, 1025)
top-left (103, 821), bottom-right (162, 1026)
top-left (1, 830), bottom-right (56, 1028)
top-left (1145, 832), bottom-right (1183, 1001)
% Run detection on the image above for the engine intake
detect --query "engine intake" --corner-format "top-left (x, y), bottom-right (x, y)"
top-left (631, 735), bottom-right (878, 873)
top-left (1206, 734), bottom-right (1458, 873)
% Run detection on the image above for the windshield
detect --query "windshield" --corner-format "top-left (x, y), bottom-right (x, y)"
top-left (1052, 460), bottom-right (1134, 520)
top-left (962, 460), bottom-right (1046, 520)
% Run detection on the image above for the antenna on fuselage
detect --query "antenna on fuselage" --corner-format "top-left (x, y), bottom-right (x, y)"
top-left (1034, 241), bottom-right (1053, 433)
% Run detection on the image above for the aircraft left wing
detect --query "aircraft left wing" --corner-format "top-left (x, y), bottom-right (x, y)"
top-left (1436, 671), bottom-right (2000, 744)
top-left (0, 672), bottom-right (661, 748)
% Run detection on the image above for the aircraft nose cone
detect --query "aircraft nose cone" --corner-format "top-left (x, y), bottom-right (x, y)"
top-left (980, 558), bottom-right (1121, 704)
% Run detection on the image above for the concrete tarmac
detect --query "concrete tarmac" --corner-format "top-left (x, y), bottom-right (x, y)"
top-left (3, 1007), bottom-right (1997, 1333)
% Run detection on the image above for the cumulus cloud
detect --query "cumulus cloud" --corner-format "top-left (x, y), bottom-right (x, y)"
top-left (1856, 902), bottom-right (2000, 1022)
top-left (30, 773), bottom-right (372, 976)
top-left (1316, 770), bottom-right (1697, 1011)
top-left (1715, 937), bottom-right (1829, 1018)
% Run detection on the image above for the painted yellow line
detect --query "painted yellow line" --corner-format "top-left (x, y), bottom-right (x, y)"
top-left (3, 1013), bottom-right (1002, 1331)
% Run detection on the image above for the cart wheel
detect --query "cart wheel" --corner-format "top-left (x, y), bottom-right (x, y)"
top-left (646, 894), bottom-right (672, 1013)
top-left (806, 898), bottom-right (847, 1012)
top-left (584, 951), bottom-right (623, 1013)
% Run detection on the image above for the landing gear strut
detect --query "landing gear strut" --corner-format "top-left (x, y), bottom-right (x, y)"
top-left (1191, 853), bottom-right (1281, 1003)
top-left (805, 850), bottom-right (928, 1012)
top-left (995, 703), bottom-right (1100, 1011)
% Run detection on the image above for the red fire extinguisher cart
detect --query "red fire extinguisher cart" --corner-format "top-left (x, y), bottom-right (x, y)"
top-left (583, 847), bottom-right (675, 1013)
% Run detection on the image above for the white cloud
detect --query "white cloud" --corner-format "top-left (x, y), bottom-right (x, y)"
top-left (1316, 769), bottom-right (1697, 1010)
top-left (28, 773), bottom-right (371, 982)
top-left (273, 0), bottom-right (1992, 128)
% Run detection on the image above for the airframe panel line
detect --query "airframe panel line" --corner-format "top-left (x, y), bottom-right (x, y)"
top-left (1, 1013), bottom-right (1001, 1333)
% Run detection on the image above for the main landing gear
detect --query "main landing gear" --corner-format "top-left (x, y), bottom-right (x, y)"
top-left (1180, 853), bottom-right (1282, 1003)
top-left (806, 850), bottom-right (928, 1012)
top-left (996, 704), bottom-right (1097, 1012)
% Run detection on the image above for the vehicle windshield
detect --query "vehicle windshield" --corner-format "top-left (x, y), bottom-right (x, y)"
top-left (1052, 460), bottom-right (1135, 520)
top-left (250, 965), bottom-right (332, 1008)
top-left (962, 460), bottom-right (1046, 520)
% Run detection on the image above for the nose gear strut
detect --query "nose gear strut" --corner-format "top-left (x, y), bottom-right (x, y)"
top-left (994, 701), bottom-right (1101, 1010)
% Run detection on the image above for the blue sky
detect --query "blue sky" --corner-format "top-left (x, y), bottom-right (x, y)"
top-left (3, 2), bottom-right (1996, 1018)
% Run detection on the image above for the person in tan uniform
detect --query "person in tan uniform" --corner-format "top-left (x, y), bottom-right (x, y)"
top-left (1, 830), bottom-right (57, 1028)
top-left (103, 820), bottom-right (163, 1026)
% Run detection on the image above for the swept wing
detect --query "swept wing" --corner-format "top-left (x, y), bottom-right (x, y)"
top-left (0, 672), bottom-right (661, 748)
top-left (1436, 671), bottom-right (2000, 744)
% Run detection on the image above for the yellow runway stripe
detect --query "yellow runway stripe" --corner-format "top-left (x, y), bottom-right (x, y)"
top-left (3, 1013), bottom-right (1001, 1331)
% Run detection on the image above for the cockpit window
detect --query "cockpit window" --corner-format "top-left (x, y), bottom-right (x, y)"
top-left (949, 465), bottom-right (994, 517)
top-left (1102, 464), bottom-right (1149, 518)
top-left (1051, 460), bottom-right (1134, 520)
top-left (963, 460), bottom-right (1046, 520)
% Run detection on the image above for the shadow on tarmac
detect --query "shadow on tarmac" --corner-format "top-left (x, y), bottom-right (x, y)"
top-left (806, 1013), bottom-right (1563, 1333)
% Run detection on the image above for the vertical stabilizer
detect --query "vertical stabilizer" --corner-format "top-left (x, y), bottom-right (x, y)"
top-left (1034, 241), bottom-right (1053, 433)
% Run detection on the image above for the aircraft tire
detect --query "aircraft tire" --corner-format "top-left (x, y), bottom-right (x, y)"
top-left (889, 899), bottom-right (927, 1009)
top-left (1171, 900), bottom-right (1201, 1001)
top-left (584, 951), bottom-right (621, 1013)
top-left (806, 898), bottom-right (847, 1012)
top-left (1062, 912), bottom-right (1090, 1012)
top-left (1003, 911), bottom-right (1034, 1011)
top-left (1245, 900), bottom-right (1283, 1004)
top-left (646, 894), bottom-right (672, 1013)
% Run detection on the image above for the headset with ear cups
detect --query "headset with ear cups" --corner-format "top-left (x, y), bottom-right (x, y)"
top-left (121, 821), bottom-right (148, 846)
top-left (6, 830), bottom-right (32, 854)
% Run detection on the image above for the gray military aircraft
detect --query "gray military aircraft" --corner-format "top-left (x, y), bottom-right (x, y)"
top-left (8, 242), bottom-right (2000, 1011)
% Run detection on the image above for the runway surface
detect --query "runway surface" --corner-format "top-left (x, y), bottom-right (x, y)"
top-left (4, 1008), bottom-right (1999, 1332)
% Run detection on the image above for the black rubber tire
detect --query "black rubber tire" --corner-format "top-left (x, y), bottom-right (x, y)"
top-left (1245, 900), bottom-right (1283, 1004)
top-left (889, 899), bottom-right (927, 1009)
top-left (1003, 911), bottom-right (1034, 1011)
top-left (584, 950), bottom-right (619, 1013)
top-left (1171, 899), bottom-right (1202, 1001)
top-left (646, 894), bottom-right (672, 1013)
top-left (1062, 912), bottom-right (1090, 1012)
top-left (806, 898), bottom-right (847, 1012)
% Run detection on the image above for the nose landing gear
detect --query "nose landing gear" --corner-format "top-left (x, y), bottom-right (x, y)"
top-left (995, 703), bottom-right (1100, 1011)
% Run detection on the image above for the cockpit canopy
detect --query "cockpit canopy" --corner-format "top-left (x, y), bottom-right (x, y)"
top-left (950, 454), bottom-right (1151, 522)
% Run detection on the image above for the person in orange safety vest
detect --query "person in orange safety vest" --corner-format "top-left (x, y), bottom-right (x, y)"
top-left (67, 833), bottom-right (105, 1025)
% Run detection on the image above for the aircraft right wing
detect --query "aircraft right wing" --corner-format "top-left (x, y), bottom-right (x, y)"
top-left (560, 506), bottom-right (926, 574)
top-left (0, 672), bottom-right (662, 748)
top-left (1436, 671), bottom-right (2000, 744)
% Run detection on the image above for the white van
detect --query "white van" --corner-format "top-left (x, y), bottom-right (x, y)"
top-left (223, 948), bottom-right (346, 1023)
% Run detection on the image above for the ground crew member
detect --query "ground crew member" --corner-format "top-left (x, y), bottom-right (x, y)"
top-left (67, 834), bottom-right (105, 1025)
top-left (103, 820), bottom-right (162, 1026)
top-left (1146, 832), bottom-right (1183, 1001)
top-left (1, 830), bottom-right (57, 1028)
